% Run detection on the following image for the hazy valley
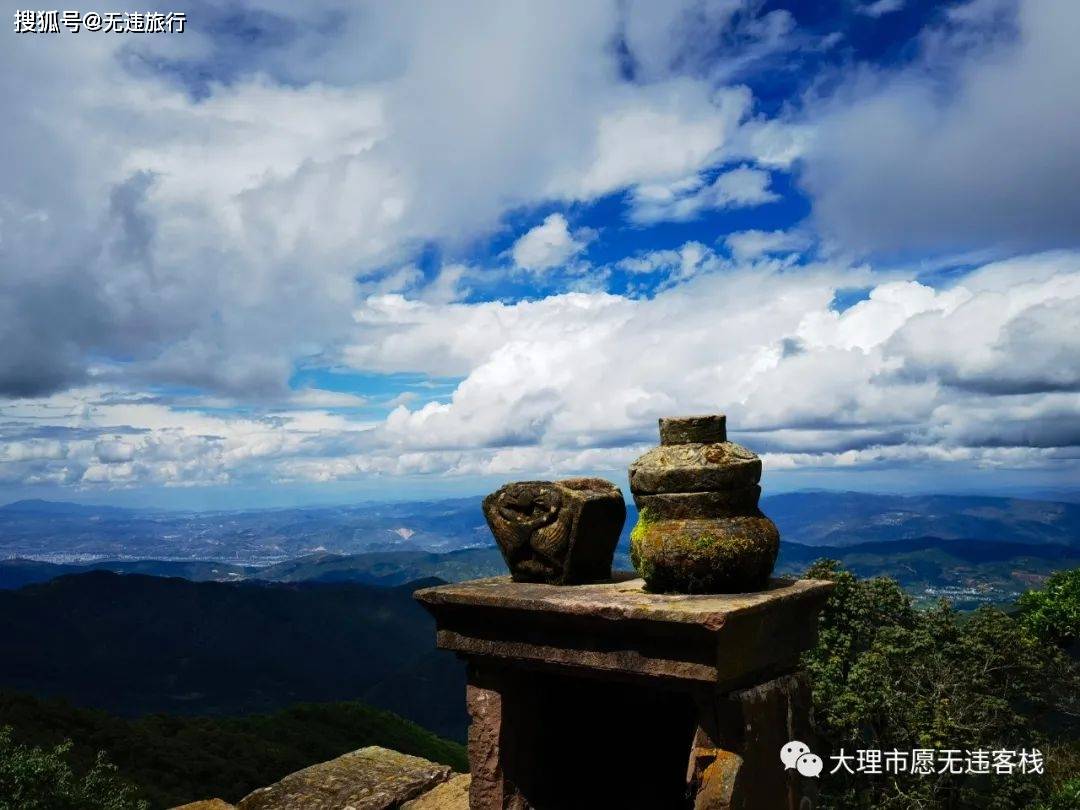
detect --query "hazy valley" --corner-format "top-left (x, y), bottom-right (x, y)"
top-left (3, 491), bottom-right (1078, 606)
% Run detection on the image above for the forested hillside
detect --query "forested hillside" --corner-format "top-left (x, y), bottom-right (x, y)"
top-left (0, 692), bottom-right (466, 808)
top-left (0, 572), bottom-right (467, 740)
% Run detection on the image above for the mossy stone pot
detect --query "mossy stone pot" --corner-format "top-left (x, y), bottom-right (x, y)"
top-left (628, 415), bottom-right (780, 594)
top-left (629, 514), bottom-right (779, 594)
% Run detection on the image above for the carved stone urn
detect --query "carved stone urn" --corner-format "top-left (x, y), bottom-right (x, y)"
top-left (483, 478), bottom-right (626, 585)
top-left (629, 415), bottom-right (779, 593)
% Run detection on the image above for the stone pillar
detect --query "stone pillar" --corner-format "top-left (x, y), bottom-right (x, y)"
top-left (416, 574), bottom-right (832, 810)
top-left (687, 673), bottom-right (818, 810)
top-left (464, 664), bottom-right (513, 809)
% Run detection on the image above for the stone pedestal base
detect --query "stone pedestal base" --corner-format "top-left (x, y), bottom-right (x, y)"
top-left (688, 672), bottom-right (818, 810)
top-left (416, 574), bottom-right (832, 810)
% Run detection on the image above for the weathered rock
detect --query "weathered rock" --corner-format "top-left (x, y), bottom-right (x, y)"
top-left (689, 748), bottom-right (742, 810)
top-left (482, 477), bottom-right (625, 585)
top-left (463, 671), bottom-right (507, 809)
top-left (416, 575), bottom-right (833, 685)
top-left (170, 801), bottom-right (235, 810)
top-left (401, 774), bottom-right (470, 809)
top-left (659, 414), bottom-right (727, 445)
top-left (415, 577), bottom-right (834, 809)
top-left (236, 746), bottom-right (452, 810)
top-left (628, 442), bottom-right (762, 495)
top-left (628, 415), bottom-right (779, 593)
top-left (633, 487), bottom-right (761, 519)
top-left (630, 515), bottom-right (779, 594)
top-left (691, 672), bottom-right (821, 810)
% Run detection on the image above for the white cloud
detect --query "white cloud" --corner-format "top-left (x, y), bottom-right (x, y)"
top-left (616, 241), bottom-right (724, 289)
top-left (858, 0), bottom-right (905, 18)
top-left (95, 440), bottom-right (136, 464)
top-left (619, 1), bottom-right (799, 86)
top-left (734, 120), bottom-right (811, 169)
top-left (885, 252), bottom-right (1080, 394)
top-left (552, 83), bottom-right (752, 200)
top-left (335, 249), bottom-right (1080, 475)
top-left (511, 214), bottom-right (591, 272)
top-left (799, 0), bottom-right (1080, 255)
top-left (0, 0), bottom-right (781, 400)
top-left (2, 250), bottom-right (1077, 489)
top-left (630, 166), bottom-right (778, 224)
top-left (724, 229), bottom-right (812, 261)
top-left (288, 388), bottom-right (369, 409)
top-left (0, 383), bottom-right (378, 489)
top-left (420, 264), bottom-right (473, 304)
top-left (1, 0), bottom-right (1077, 496)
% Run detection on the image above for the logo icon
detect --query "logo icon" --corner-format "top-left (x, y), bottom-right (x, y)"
top-left (781, 741), bottom-right (823, 778)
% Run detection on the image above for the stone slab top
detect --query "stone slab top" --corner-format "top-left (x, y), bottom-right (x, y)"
top-left (416, 572), bottom-right (834, 684)
top-left (415, 571), bottom-right (831, 633)
top-left (416, 570), bottom-right (829, 686)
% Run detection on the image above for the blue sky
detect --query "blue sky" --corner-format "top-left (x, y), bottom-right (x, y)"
top-left (1, 0), bottom-right (1078, 508)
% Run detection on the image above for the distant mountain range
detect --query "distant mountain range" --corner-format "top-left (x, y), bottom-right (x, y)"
top-left (0, 557), bottom-right (257, 589)
top-left (2, 491), bottom-right (1078, 607)
top-left (2, 491), bottom-right (1078, 565)
top-left (777, 536), bottom-right (1080, 607)
top-left (3, 534), bottom-right (1077, 608)
top-left (765, 492), bottom-right (1080, 547)
top-left (0, 496), bottom-right (491, 563)
top-left (0, 548), bottom-right (506, 590)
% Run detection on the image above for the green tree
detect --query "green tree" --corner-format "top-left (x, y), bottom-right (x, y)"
top-left (0, 726), bottom-right (147, 810)
top-left (1017, 567), bottom-right (1080, 648)
top-left (803, 560), bottom-right (1079, 810)
top-left (0, 693), bottom-right (467, 808)
top-left (1032, 777), bottom-right (1080, 810)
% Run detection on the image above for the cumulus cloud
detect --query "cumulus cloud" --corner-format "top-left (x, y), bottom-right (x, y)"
top-left (332, 250), bottom-right (1079, 477)
top-left (511, 214), bottom-right (591, 272)
top-left (2, 250), bottom-right (1077, 489)
top-left (0, 385), bottom-right (376, 489)
top-left (799, 0), bottom-right (1080, 255)
top-left (1, 0), bottom-right (1077, 496)
top-left (0, 0), bottom-right (782, 400)
top-left (885, 252), bottom-right (1080, 394)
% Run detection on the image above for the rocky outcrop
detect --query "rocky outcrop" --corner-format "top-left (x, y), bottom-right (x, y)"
top-left (170, 746), bottom-right (459, 810)
top-left (236, 747), bottom-right (452, 810)
top-left (400, 774), bottom-right (470, 809)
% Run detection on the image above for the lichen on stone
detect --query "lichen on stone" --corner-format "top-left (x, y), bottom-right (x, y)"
top-left (631, 515), bottom-right (778, 594)
top-left (628, 415), bottom-right (781, 594)
top-left (629, 507), bottom-right (655, 583)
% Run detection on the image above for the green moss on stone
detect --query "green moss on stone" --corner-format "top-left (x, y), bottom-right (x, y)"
top-left (630, 515), bottom-right (779, 594)
top-left (629, 508), bottom-right (654, 581)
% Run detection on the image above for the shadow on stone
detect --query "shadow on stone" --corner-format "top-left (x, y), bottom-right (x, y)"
top-left (498, 667), bottom-right (698, 809)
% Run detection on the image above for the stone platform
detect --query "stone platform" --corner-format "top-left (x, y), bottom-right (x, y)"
top-left (416, 573), bottom-right (833, 810)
